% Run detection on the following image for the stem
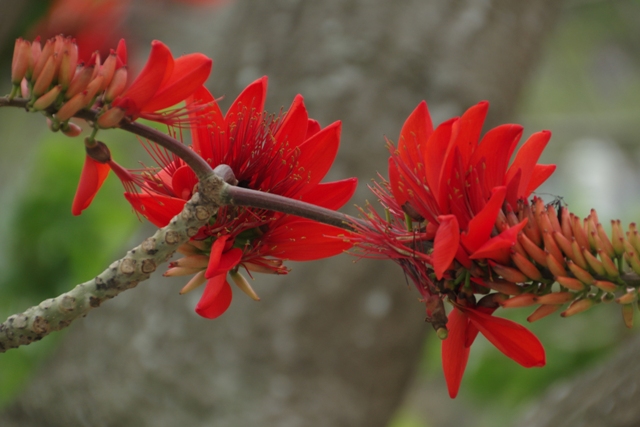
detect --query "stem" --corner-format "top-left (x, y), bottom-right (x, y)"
top-left (0, 96), bottom-right (214, 181)
top-left (223, 185), bottom-right (363, 231)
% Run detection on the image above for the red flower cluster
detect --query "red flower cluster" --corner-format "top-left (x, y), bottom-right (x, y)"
top-left (124, 77), bottom-right (356, 318)
top-left (352, 101), bottom-right (551, 397)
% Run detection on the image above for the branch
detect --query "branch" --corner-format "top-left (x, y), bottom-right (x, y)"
top-left (0, 173), bottom-right (225, 353)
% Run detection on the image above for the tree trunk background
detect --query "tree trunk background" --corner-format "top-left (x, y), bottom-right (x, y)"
top-left (2, 1), bottom-right (559, 426)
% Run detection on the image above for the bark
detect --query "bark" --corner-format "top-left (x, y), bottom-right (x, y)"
top-left (516, 334), bottom-right (640, 427)
top-left (2, 1), bottom-right (560, 426)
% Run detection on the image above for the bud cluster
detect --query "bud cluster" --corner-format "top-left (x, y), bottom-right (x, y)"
top-left (482, 197), bottom-right (640, 327)
top-left (10, 36), bottom-right (127, 135)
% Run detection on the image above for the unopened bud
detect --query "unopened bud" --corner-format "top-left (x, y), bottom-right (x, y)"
top-left (179, 270), bottom-right (207, 294)
top-left (32, 55), bottom-right (56, 97)
top-left (32, 85), bottom-right (61, 111)
top-left (536, 292), bottom-right (574, 305)
top-left (519, 233), bottom-right (547, 267)
top-left (65, 65), bottom-right (94, 100)
top-left (511, 250), bottom-right (543, 281)
top-left (55, 90), bottom-right (88, 122)
top-left (164, 266), bottom-right (201, 277)
top-left (546, 252), bottom-right (567, 277)
top-left (567, 260), bottom-right (594, 286)
top-left (594, 280), bottom-right (618, 293)
top-left (622, 303), bottom-right (634, 329)
top-left (501, 293), bottom-right (537, 308)
top-left (169, 254), bottom-right (209, 270)
top-left (104, 66), bottom-right (127, 103)
top-left (97, 107), bottom-right (126, 128)
top-left (527, 304), bottom-right (560, 323)
top-left (560, 207), bottom-right (573, 240)
top-left (32, 38), bottom-right (54, 82)
top-left (98, 51), bottom-right (118, 90)
top-left (59, 46), bottom-right (78, 90)
top-left (27, 37), bottom-right (42, 79)
top-left (598, 249), bottom-right (619, 279)
top-left (543, 230), bottom-right (564, 265)
top-left (571, 214), bottom-right (589, 250)
top-left (596, 222), bottom-right (616, 259)
top-left (615, 291), bottom-right (637, 305)
top-left (570, 238), bottom-right (588, 270)
top-left (611, 220), bottom-right (625, 257)
top-left (61, 121), bottom-right (82, 137)
top-left (490, 262), bottom-right (528, 283)
top-left (582, 248), bottom-right (606, 276)
top-left (555, 275), bottom-right (585, 291)
top-left (561, 298), bottom-right (595, 317)
top-left (230, 271), bottom-right (260, 301)
top-left (11, 38), bottom-right (30, 85)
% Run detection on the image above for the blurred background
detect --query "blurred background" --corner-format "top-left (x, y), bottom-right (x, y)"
top-left (0, 1), bottom-right (639, 426)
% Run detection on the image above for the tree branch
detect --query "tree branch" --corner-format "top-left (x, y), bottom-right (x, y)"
top-left (0, 173), bottom-right (225, 353)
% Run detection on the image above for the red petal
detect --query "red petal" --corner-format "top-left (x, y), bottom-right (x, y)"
top-left (442, 307), bottom-right (470, 399)
top-left (187, 85), bottom-right (223, 162)
top-left (305, 119), bottom-right (321, 139)
top-left (143, 53), bottom-right (212, 113)
top-left (299, 178), bottom-right (357, 210)
top-left (470, 124), bottom-right (523, 191)
top-left (469, 218), bottom-right (528, 262)
top-left (195, 274), bottom-right (233, 319)
top-left (423, 117), bottom-right (456, 211)
top-left (525, 164), bottom-right (556, 198)
top-left (225, 76), bottom-right (267, 123)
top-left (433, 215), bottom-right (460, 279)
top-left (115, 41), bottom-right (172, 116)
top-left (461, 186), bottom-right (506, 253)
top-left (124, 193), bottom-right (186, 228)
top-left (274, 94), bottom-right (309, 148)
top-left (505, 130), bottom-right (552, 200)
top-left (398, 101), bottom-right (433, 168)
top-left (171, 165), bottom-right (198, 201)
top-left (72, 155), bottom-right (111, 215)
top-left (294, 121), bottom-right (341, 188)
top-left (116, 39), bottom-right (127, 66)
top-left (466, 308), bottom-right (546, 368)
top-left (447, 102), bottom-right (489, 171)
top-left (260, 219), bottom-right (352, 261)
top-left (206, 236), bottom-right (243, 278)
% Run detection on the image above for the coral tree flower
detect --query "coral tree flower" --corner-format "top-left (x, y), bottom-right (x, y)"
top-left (124, 77), bottom-right (356, 319)
top-left (99, 40), bottom-right (212, 126)
top-left (350, 100), bottom-right (552, 398)
top-left (388, 101), bottom-right (555, 278)
top-left (443, 305), bottom-right (545, 398)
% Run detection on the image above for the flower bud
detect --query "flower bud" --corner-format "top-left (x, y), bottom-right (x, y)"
top-left (582, 248), bottom-right (606, 276)
top-left (490, 262), bottom-right (528, 283)
top-left (543, 230), bottom-right (563, 265)
top-left (616, 291), bottom-right (637, 305)
top-left (611, 220), bottom-right (625, 257)
top-left (560, 207), bottom-right (573, 240)
top-left (11, 38), bottom-right (30, 85)
top-left (567, 260), bottom-right (594, 286)
top-left (500, 293), bottom-right (537, 308)
top-left (32, 38), bottom-right (54, 83)
top-left (510, 250), bottom-right (543, 281)
top-left (546, 252), bottom-right (567, 277)
top-left (179, 270), bottom-right (206, 294)
top-left (55, 90), bottom-right (88, 122)
top-left (593, 280), bottom-right (618, 293)
top-left (32, 55), bottom-right (56, 98)
top-left (59, 45), bottom-right (79, 90)
top-left (65, 65), bottom-right (94, 100)
top-left (104, 66), bottom-right (127, 103)
top-left (571, 214), bottom-right (589, 250)
top-left (61, 121), bottom-right (82, 137)
top-left (596, 222), bottom-right (616, 260)
top-left (570, 238), bottom-right (588, 270)
top-left (32, 85), bottom-right (61, 111)
top-left (169, 254), bottom-right (209, 270)
top-left (519, 233), bottom-right (547, 267)
top-left (561, 298), bottom-right (595, 317)
top-left (546, 204), bottom-right (562, 233)
top-left (97, 106), bottom-right (126, 128)
top-left (553, 231), bottom-right (574, 260)
top-left (527, 304), bottom-right (560, 322)
top-left (27, 36), bottom-right (41, 79)
top-left (598, 249), bottom-right (619, 279)
top-left (622, 303), bottom-right (634, 329)
top-left (555, 275), bottom-right (585, 291)
top-left (536, 292), bottom-right (574, 305)
top-left (230, 271), bottom-right (260, 301)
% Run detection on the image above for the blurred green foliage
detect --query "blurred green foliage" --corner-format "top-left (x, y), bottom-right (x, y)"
top-left (0, 127), bottom-right (139, 407)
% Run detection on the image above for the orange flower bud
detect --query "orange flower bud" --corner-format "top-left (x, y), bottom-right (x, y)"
top-left (32, 55), bottom-right (56, 98)
top-left (169, 254), bottom-right (209, 270)
top-left (32, 38), bottom-right (54, 83)
top-left (97, 107), bottom-right (126, 129)
top-left (164, 266), bottom-right (202, 277)
top-left (61, 121), bottom-right (82, 137)
top-left (32, 85), bottom-right (61, 111)
top-left (555, 275), bottom-right (585, 291)
top-left (596, 222), bottom-right (616, 259)
top-left (27, 37), bottom-right (41, 79)
top-left (571, 238), bottom-right (589, 270)
top-left (542, 230), bottom-right (563, 265)
top-left (527, 304), bottom-right (560, 322)
top-left (593, 280), bottom-right (618, 293)
top-left (560, 207), bottom-right (573, 240)
top-left (536, 292), bottom-right (574, 305)
top-left (611, 220), bottom-right (625, 257)
top-left (561, 298), bottom-right (595, 317)
top-left (567, 260), bottom-right (594, 286)
top-left (546, 204), bottom-right (562, 234)
top-left (582, 248), bottom-right (606, 277)
top-left (65, 65), bottom-right (94, 100)
top-left (553, 231), bottom-right (574, 260)
top-left (571, 214), bottom-right (589, 250)
top-left (519, 233), bottom-right (547, 267)
top-left (55, 90), bottom-right (88, 122)
top-left (11, 38), bottom-right (30, 86)
top-left (523, 203), bottom-right (542, 246)
top-left (616, 291), bottom-right (637, 305)
top-left (598, 249), bottom-right (619, 279)
top-left (501, 293), bottom-right (537, 308)
top-left (104, 66), bottom-right (127, 103)
top-left (546, 252), bottom-right (567, 277)
top-left (98, 52), bottom-right (118, 90)
top-left (59, 45), bottom-right (78, 90)
top-left (511, 250), bottom-right (543, 281)
top-left (490, 262), bottom-right (528, 283)
top-left (621, 303), bottom-right (634, 329)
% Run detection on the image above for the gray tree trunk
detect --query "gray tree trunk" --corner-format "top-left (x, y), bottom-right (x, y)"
top-left (2, 1), bottom-right (560, 426)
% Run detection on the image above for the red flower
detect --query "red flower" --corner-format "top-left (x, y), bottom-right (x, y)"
top-left (388, 101), bottom-right (554, 278)
top-left (125, 77), bottom-right (356, 318)
top-left (100, 40), bottom-right (212, 126)
top-left (442, 305), bottom-right (545, 398)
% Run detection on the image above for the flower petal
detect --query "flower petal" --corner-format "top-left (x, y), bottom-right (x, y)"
top-left (466, 308), bottom-right (546, 368)
top-left (195, 274), bottom-right (233, 319)
top-left (124, 192), bottom-right (186, 228)
top-left (72, 155), bottom-right (111, 215)
top-left (293, 121), bottom-right (341, 189)
top-left (505, 130), bottom-right (552, 200)
top-left (274, 94), bottom-right (309, 148)
top-left (260, 219), bottom-right (352, 261)
top-left (398, 101), bottom-right (433, 169)
top-left (206, 236), bottom-right (243, 278)
top-left (225, 76), bottom-right (267, 123)
top-left (442, 307), bottom-right (470, 399)
top-left (187, 85), bottom-right (223, 162)
top-left (461, 186), bottom-right (506, 254)
top-left (299, 178), bottom-right (357, 210)
top-left (433, 215), bottom-right (460, 279)
top-left (142, 52), bottom-right (212, 113)
top-left (469, 218), bottom-right (528, 263)
top-left (525, 164), bottom-right (556, 198)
